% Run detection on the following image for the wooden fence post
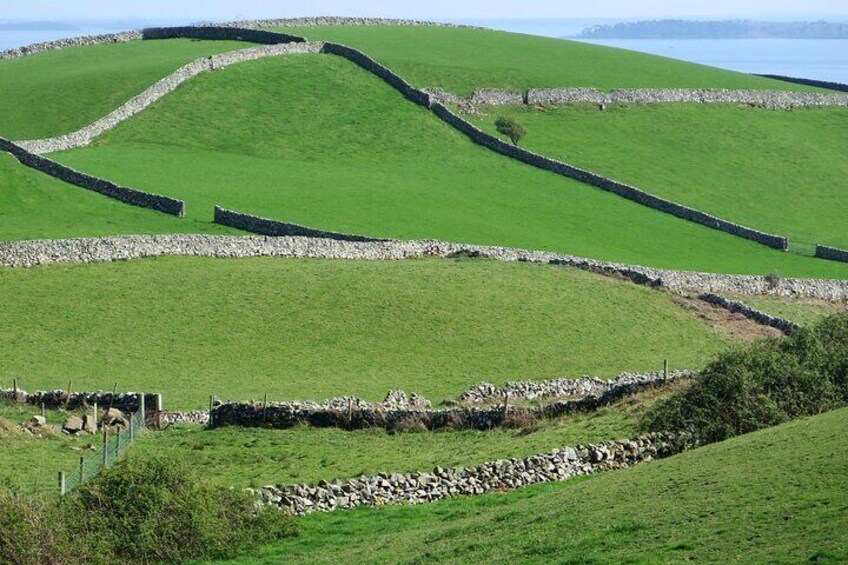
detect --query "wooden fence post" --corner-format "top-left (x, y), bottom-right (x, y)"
top-left (663, 359), bottom-right (669, 383)
top-left (139, 393), bottom-right (146, 429)
top-left (41, 403), bottom-right (46, 419)
top-left (58, 471), bottom-right (66, 496)
top-left (102, 428), bottom-right (108, 468)
top-left (12, 378), bottom-right (17, 397)
top-left (208, 395), bottom-right (214, 427)
top-left (347, 398), bottom-right (353, 428)
top-left (79, 456), bottom-right (84, 485)
top-left (263, 393), bottom-right (268, 424)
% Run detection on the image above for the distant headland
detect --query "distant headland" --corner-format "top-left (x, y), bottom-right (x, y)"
top-left (575, 19), bottom-right (848, 40)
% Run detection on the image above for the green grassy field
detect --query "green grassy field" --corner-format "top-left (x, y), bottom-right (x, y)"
top-left (50, 55), bottom-right (848, 278)
top-left (473, 103), bottom-right (848, 249)
top-left (0, 38), bottom-right (248, 139)
top-left (133, 388), bottom-right (663, 488)
top-left (223, 406), bottom-right (848, 564)
top-left (272, 25), bottom-right (820, 96)
top-left (0, 153), bottom-right (237, 240)
top-left (0, 257), bottom-right (729, 409)
top-left (734, 295), bottom-right (847, 327)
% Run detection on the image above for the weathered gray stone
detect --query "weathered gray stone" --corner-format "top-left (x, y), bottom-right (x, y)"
top-left (63, 415), bottom-right (83, 432)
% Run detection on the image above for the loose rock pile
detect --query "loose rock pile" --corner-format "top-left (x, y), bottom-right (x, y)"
top-left (251, 432), bottom-right (691, 515)
top-left (3, 234), bottom-right (847, 301)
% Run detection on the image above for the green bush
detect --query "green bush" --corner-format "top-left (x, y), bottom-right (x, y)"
top-left (495, 116), bottom-right (527, 145)
top-left (643, 313), bottom-right (848, 443)
top-left (0, 455), bottom-right (296, 565)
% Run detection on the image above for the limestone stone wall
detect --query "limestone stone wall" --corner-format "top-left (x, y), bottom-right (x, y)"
top-left (2, 235), bottom-right (847, 300)
top-left (0, 387), bottom-right (159, 411)
top-left (0, 138), bottom-right (185, 216)
top-left (699, 293), bottom-right (799, 334)
top-left (815, 244), bottom-right (848, 264)
top-left (252, 432), bottom-right (690, 515)
top-left (0, 31), bottom-right (141, 60)
top-left (140, 26), bottom-right (305, 44)
top-left (213, 17), bottom-right (478, 29)
top-left (213, 206), bottom-right (386, 242)
top-left (15, 42), bottom-right (324, 154)
top-left (757, 74), bottom-right (848, 93)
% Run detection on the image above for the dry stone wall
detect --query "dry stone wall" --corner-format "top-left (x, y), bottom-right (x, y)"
top-left (460, 87), bottom-right (848, 108)
top-left (16, 41), bottom-right (324, 154)
top-left (757, 74), bottom-right (848, 93)
top-left (0, 31), bottom-right (142, 61)
top-left (213, 17), bottom-right (478, 29)
top-left (699, 293), bottom-right (799, 333)
top-left (816, 244), bottom-right (848, 264)
top-left (252, 432), bottom-right (691, 515)
top-left (214, 206), bottom-right (386, 242)
top-left (2, 235), bottom-right (848, 300)
top-left (0, 138), bottom-right (185, 216)
top-left (141, 26), bottom-right (305, 44)
top-left (0, 387), bottom-right (159, 411)
top-left (208, 371), bottom-right (688, 432)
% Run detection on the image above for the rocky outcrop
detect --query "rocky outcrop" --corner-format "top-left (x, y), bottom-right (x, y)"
top-left (252, 432), bottom-right (691, 515)
top-left (14, 42), bottom-right (324, 154)
top-left (699, 293), bottom-right (799, 334)
top-left (213, 205), bottom-right (384, 242)
top-left (815, 244), bottom-right (848, 264)
top-left (2, 235), bottom-right (848, 300)
top-left (0, 138), bottom-right (185, 216)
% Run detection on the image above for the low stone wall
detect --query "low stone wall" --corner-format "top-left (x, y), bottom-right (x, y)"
top-left (16, 42), bottom-right (324, 154)
top-left (429, 102), bottom-right (788, 250)
top-left (699, 293), bottom-right (799, 334)
top-left (0, 387), bottom-right (159, 411)
top-left (209, 370), bottom-right (686, 432)
top-left (756, 74), bottom-right (848, 93)
top-left (252, 432), bottom-right (690, 515)
top-left (141, 26), bottom-right (305, 44)
top-left (0, 138), bottom-right (185, 216)
top-left (457, 370), bottom-right (694, 404)
top-left (213, 206), bottom-right (387, 242)
top-left (2, 235), bottom-right (848, 300)
top-left (815, 244), bottom-right (848, 264)
top-left (0, 31), bottom-right (142, 61)
top-left (214, 17), bottom-right (478, 29)
top-left (463, 87), bottom-right (848, 109)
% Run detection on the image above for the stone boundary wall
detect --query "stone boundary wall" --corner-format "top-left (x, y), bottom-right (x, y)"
top-left (2, 235), bottom-right (848, 300)
top-left (213, 206), bottom-right (387, 242)
top-left (458, 87), bottom-right (848, 108)
top-left (252, 432), bottom-right (690, 515)
top-left (428, 102), bottom-right (788, 250)
top-left (0, 31), bottom-right (142, 61)
top-left (815, 244), bottom-right (848, 264)
top-left (699, 293), bottom-right (799, 334)
top-left (0, 387), bottom-right (160, 411)
top-left (756, 74), bottom-right (848, 93)
top-left (0, 138), bottom-right (185, 216)
top-left (311, 41), bottom-right (788, 250)
top-left (141, 26), bottom-right (305, 44)
top-left (15, 42), bottom-right (325, 154)
top-left (208, 371), bottom-right (688, 432)
top-left (214, 17), bottom-right (479, 29)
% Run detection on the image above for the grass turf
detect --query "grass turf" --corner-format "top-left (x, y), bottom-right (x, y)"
top-left (0, 153), bottom-right (237, 240)
top-left (272, 25), bottom-right (822, 96)
top-left (0, 257), bottom-right (730, 409)
top-left (132, 388), bottom-right (666, 489)
top-left (731, 294), bottom-right (848, 327)
top-left (221, 406), bottom-right (848, 564)
top-left (472, 103), bottom-right (848, 249)
top-left (50, 55), bottom-right (848, 278)
top-left (0, 38), bottom-right (248, 139)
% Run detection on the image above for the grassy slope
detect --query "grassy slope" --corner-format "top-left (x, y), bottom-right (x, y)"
top-left (132, 390), bottom-right (662, 488)
top-left (51, 55), bottom-right (848, 278)
top-left (473, 104), bottom-right (848, 249)
top-left (0, 38), bottom-right (248, 139)
top-left (735, 295), bottom-right (847, 327)
top-left (275, 25), bottom-right (820, 96)
top-left (0, 153), bottom-right (236, 240)
top-left (0, 257), bottom-right (729, 409)
top-left (227, 407), bottom-right (848, 564)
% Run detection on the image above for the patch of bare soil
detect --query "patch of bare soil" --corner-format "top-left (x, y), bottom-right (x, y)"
top-left (672, 293), bottom-right (784, 341)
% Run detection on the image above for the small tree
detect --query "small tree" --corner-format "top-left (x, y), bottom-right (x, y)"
top-left (494, 116), bottom-right (527, 146)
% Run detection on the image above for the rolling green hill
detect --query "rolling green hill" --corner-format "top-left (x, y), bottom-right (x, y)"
top-left (0, 257), bottom-right (729, 409)
top-left (49, 55), bottom-right (848, 278)
top-left (272, 25), bottom-right (822, 95)
top-left (0, 38), bottom-right (247, 139)
top-left (473, 103), bottom-right (848, 249)
top-left (0, 153), bottom-right (234, 240)
top-left (225, 406), bottom-right (848, 564)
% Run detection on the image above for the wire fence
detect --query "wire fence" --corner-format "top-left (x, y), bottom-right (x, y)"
top-left (59, 407), bottom-right (145, 495)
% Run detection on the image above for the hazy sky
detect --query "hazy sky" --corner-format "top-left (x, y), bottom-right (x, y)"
top-left (3, 0), bottom-right (846, 21)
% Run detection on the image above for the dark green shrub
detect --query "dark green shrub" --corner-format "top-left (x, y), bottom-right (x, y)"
top-left (643, 313), bottom-right (847, 443)
top-left (495, 116), bottom-right (527, 145)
